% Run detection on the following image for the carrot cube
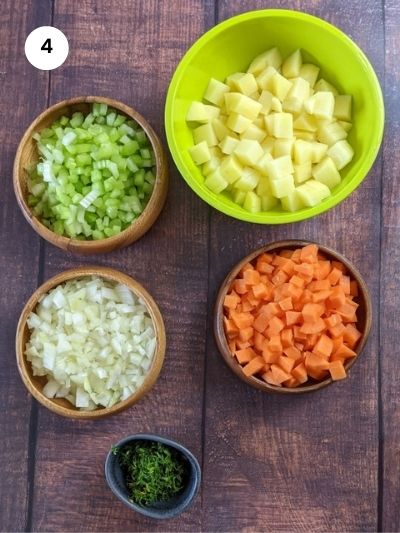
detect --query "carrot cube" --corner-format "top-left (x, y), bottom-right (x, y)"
top-left (235, 347), bottom-right (257, 364)
top-left (328, 267), bottom-right (342, 285)
top-left (339, 275), bottom-right (351, 295)
top-left (328, 286), bottom-right (346, 308)
top-left (300, 244), bottom-right (319, 264)
top-left (300, 318), bottom-right (326, 334)
top-left (253, 312), bottom-right (269, 333)
top-left (329, 360), bottom-right (347, 381)
top-left (289, 275), bottom-right (305, 288)
top-left (278, 355), bottom-right (295, 374)
top-left (285, 310), bottom-right (302, 326)
top-left (283, 377), bottom-right (300, 388)
top-left (279, 296), bottom-right (293, 311)
top-left (308, 279), bottom-right (331, 292)
top-left (343, 324), bottom-right (362, 348)
top-left (332, 344), bottom-right (357, 359)
top-left (294, 262), bottom-right (314, 279)
top-left (262, 348), bottom-right (280, 364)
top-left (312, 290), bottom-right (332, 303)
top-left (257, 261), bottom-right (274, 274)
top-left (238, 326), bottom-right (254, 342)
top-left (257, 253), bottom-right (274, 263)
top-left (223, 317), bottom-right (238, 339)
top-left (268, 334), bottom-right (283, 353)
top-left (332, 260), bottom-right (346, 273)
top-left (281, 328), bottom-right (293, 348)
top-left (261, 370), bottom-right (281, 386)
top-left (284, 346), bottom-right (302, 362)
top-left (223, 292), bottom-right (240, 310)
top-left (302, 303), bottom-right (325, 323)
top-left (292, 362), bottom-right (308, 384)
top-left (242, 356), bottom-right (265, 377)
top-left (234, 279), bottom-right (248, 295)
top-left (243, 269), bottom-right (261, 286)
top-left (314, 260), bottom-right (331, 280)
top-left (291, 248), bottom-right (302, 263)
top-left (236, 340), bottom-right (251, 350)
top-left (271, 270), bottom-right (289, 286)
top-left (252, 282), bottom-right (268, 300)
top-left (329, 323), bottom-right (346, 338)
top-left (266, 316), bottom-right (285, 337)
top-left (254, 331), bottom-right (266, 352)
top-left (312, 334), bottom-right (333, 359)
top-left (271, 364), bottom-right (292, 384)
top-left (325, 313), bottom-right (342, 328)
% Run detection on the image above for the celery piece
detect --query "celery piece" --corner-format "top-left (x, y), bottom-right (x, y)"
top-left (70, 112), bottom-right (84, 128)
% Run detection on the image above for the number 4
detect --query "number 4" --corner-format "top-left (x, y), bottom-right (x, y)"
top-left (41, 38), bottom-right (53, 53)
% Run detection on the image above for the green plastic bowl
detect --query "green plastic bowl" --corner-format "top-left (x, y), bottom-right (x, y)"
top-left (165, 9), bottom-right (384, 224)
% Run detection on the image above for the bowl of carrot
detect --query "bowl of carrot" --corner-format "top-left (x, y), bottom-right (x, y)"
top-left (214, 240), bottom-right (372, 393)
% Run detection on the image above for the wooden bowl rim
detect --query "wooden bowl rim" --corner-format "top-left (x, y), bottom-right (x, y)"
top-left (13, 96), bottom-right (168, 254)
top-left (214, 239), bottom-right (372, 394)
top-left (15, 266), bottom-right (166, 418)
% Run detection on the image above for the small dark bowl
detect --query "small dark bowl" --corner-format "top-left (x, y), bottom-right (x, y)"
top-left (105, 434), bottom-right (201, 519)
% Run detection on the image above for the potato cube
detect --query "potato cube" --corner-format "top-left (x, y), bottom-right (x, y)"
top-left (220, 155), bottom-right (243, 184)
top-left (297, 179), bottom-right (330, 206)
top-left (310, 142), bottom-right (328, 163)
top-left (241, 124), bottom-right (266, 142)
top-left (281, 189), bottom-right (306, 212)
top-left (274, 139), bottom-right (294, 158)
top-left (253, 117), bottom-right (265, 128)
top-left (258, 90), bottom-right (273, 115)
top-left (270, 175), bottom-right (295, 198)
top-left (299, 63), bottom-right (320, 87)
top-left (334, 95), bottom-right (352, 121)
top-left (266, 112), bottom-right (293, 139)
top-left (266, 155), bottom-right (294, 180)
top-left (188, 141), bottom-right (211, 165)
top-left (254, 152), bottom-right (273, 175)
top-left (270, 72), bottom-right (293, 101)
top-left (293, 139), bottom-right (313, 164)
top-left (287, 77), bottom-right (310, 102)
top-left (312, 156), bottom-right (341, 189)
top-left (317, 122), bottom-right (347, 145)
top-left (233, 189), bottom-right (246, 206)
top-left (186, 102), bottom-right (220, 123)
top-left (293, 161), bottom-right (312, 184)
top-left (248, 47), bottom-right (282, 75)
top-left (327, 140), bottom-right (354, 170)
top-left (209, 146), bottom-right (223, 158)
top-left (204, 168), bottom-right (228, 194)
top-left (293, 113), bottom-right (318, 132)
top-left (234, 167), bottom-right (261, 191)
top-left (256, 66), bottom-right (277, 91)
top-left (271, 97), bottom-right (283, 112)
top-left (235, 73), bottom-right (258, 96)
top-left (243, 191), bottom-right (262, 213)
top-left (224, 92), bottom-right (262, 120)
top-left (227, 112), bottom-right (252, 134)
top-left (261, 137), bottom-right (275, 154)
top-left (338, 120), bottom-right (352, 132)
top-left (193, 123), bottom-right (218, 146)
top-left (282, 49), bottom-right (302, 78)
top-left (304, 92), bottom-right (335, 120)
top-left (261, 194), bottom-right (279, 210)
top-left (219, 135), bottom-right (239, 155)
top-left (249, 90), bottom-right (261, 101)
top-left (314, 79), bottom-right (338, 94)
top-left (256, 176), bottom-right (273, 196)
top-left (202, 157), bottom-right (221, 176)
top-left (234, 139), bottom-right (264, 166)
top-left (212, 118), bottom-right (229, 141)
top-left (282, 97), bottom-right (303, 115)
top-left (294, 130), bottom-right (316, 141)
top-left (226, 72), bottom-right (245, 90)
top-left (204, 78), bottom-right (230, 106)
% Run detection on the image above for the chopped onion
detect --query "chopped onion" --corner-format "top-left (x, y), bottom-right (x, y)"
top-left (25, 276), bottom-right (157, 410)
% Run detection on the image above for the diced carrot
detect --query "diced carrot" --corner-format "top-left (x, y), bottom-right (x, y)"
top-left (278, 355), bottom-right (295, 374)
top-left (314, 260), bottom-right (331, 280)
top-left (325, 313), bottom-right (342, 328)
top-left (286, 284), bottom-right (303, 301)
top-left (328, 267), bottom-right (342, 285)
top-left (350, 280), bottom-right (359, 297)
top-left (330, 353), bottom-right (346, 364)
top-left (308, 279), bottom-right (331, 292)
top-left (262, 347), bottom-right (280, 364)
top-left (292, 362), bottom-right (308, 384)
top-left (332, 336), bottom-right (344, 353)
top-left (253, 312), bottom-right (269, 333)
top-left (339, 275), bottom-right (351, 295)
top-left (268, 334), bottom-right (283, 353)
top-left (343, 324), bottom-right (362, 348)
top-left (243, 269), bottom-right (261, 286)
top-left (300, 318), bottom-right (326, 334)
top-left (230, 310), bottom-right (254, 329)
top-left (285, 310), bottom-right (302, 326)
top-left (279, 296), bottom-right (293, 311)
top-left (304, 333), bottom-right (319, 350)
top-left (271, 364), bottom-right (292, 384)
top-left (235, 347), bottom-right (257, 364)
top-left (284, 345), bottom-right (302, 362)
top-left (281, 328), bottom-right (293, 348)
top-left (279, 249), bottom-right (294, 259)
top-left (252, 282), bottom-right (268, 300)
top-left (223, 291), bottom-right (240, 310)
top-left (223, 317), bottom-right (238, 339)
top-left (295, 342), bottom-right (304, 351)
top-left (284, 377), bottom-right (300, 388)
top-left (305, 352), bottom-right (329, 379)
top-left (259, 301), bottom-right (282, 318)
top-left (242, 356), bottom-right (265, 377)
top-left (271, 270), bottom-right (289, 286)
top-left (254, 331), bottom-right (266, 353)
top-left (300, 243), bottom-right (319, 264)
top-left (332, 260), bottom-right (347, 273)
top-left (240, 262), bottom-right (254, 274)
top-left (337, 302), bottom-right (358, 322)
top-left (234, 279), bottom-right (248, 295)
top-left (332, 343), bottom-right (357, 359)
top-left (241, 299), bottom-right (254, 312)
top-left (291, 248), bottom-right (302, 263)
top-left (228, 340), bottom-right (236, 355)
top-left (257, 253), bottom-right (274, 264)
top-left (236, 340), bottom-right (251, 350)
top-left (289, 274), bottom-right (305, 288)
top-left (257, 261), bottom-right (274, 274)
top-left (328, 286), bottom-right (346, 308)
top-left (312, 334), bottom-right (333, 359)
top-left (329, 323), bottom-right (346, 338)
top-left (329, 360), bottom-right (347, 381)
top-left (246, 291), bottom-right (260, 306)
top-left (261, 370), bottom-right (281, 386)
top-left (293, 325), bottom-right (308, 341)
top-left (273, 255), bottom-right (296, 275)
top-left (294, 262), bottom-right (314, 279)
top-left (302, 303), bottom-right (325, 323)
top-left (266, 316), bottom-right (285, 337)
top-left (238, 326), bottom-right (254, 342)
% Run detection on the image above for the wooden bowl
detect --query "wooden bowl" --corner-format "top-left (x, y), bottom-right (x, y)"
top-left (16, 266), bottom-right (166, 418)
top-left (13, 96), bottom-right (168, 255)
top-left (214, 240), bottom-right (372, 394)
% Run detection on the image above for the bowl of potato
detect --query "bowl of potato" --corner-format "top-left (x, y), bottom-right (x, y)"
top-left (165, 9), bottom-right (384, 223)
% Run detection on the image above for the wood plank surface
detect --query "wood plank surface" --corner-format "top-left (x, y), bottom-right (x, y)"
top-left (204, 1), bottom-right (384, 531)
top-left (29, 1), bottom-right (213, 531)
top-left (0, 1), bottom-right (52, 531)
top-left (381, 1), bottom-right (400, 531)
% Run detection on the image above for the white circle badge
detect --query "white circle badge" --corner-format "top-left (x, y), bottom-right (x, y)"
top-left (25, 26), bottom-right (69, 71)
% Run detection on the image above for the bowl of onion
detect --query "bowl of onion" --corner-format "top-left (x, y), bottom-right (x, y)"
top-left (14, 96), bottom-right (168, 255)
top-left (15, 266), bottom-right (166, 418)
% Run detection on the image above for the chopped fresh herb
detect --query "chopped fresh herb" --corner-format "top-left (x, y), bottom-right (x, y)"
top-left (113, 441), bottom-right (187, 506)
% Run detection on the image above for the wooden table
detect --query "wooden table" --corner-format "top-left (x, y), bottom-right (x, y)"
top-left (1, 1), bottom-right (398, 531)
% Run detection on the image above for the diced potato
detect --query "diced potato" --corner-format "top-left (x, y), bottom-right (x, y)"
top-left (317, 122), bottom-right (347, 145)
top-left (338, 120), bottom-right (352, 132)
top-left (327, 140), bottom-right (354, 170)
top-left (249, 90), bottom-right (261, 101)
top-left (310, 142), bottom-right (328, 163)
top-left (294, 130), bottom-right (316, 141)
top-left (193, 123), bottom-right (218, 146)
top-left (282, 49), bottom-right (302, 78)
top-left (241, 123), bottom-right (267, 142)
top-left (224, 92), bottom-right (262, 120)
top-left (299, 63), bottom-right (320, 87)
top-left (271, 72), bottom-right (293, 101)
top-left (243, 191), bottom-right (261, 212)
top-left (304, 92), bottom-right (335, 120)
top-left (258, 90), bottom-right (273, 115)
top-left (312, 156), bottom-right (341, 189)
top-left (202, 157), bottom-right (221, 176)
top-left (212, 118), bottom-right (229, 141)
top-left (293, 161), bottom-right (312, 184)
top-left (297, 179), bottom-right (330, 206)
top-left (220, 155), bottom-right (243, 184)
top-left (281, 189), bottom-right (306, 211)
top-left (282, 97), bottom-right (302, 115)
top-left (266, 112), bottom-right (293, 139)
top-left (274, 139), bottom-right (294, 158)
top-left (234, 139), bottom-right (264, 166)
top-left (287, 77), bottom-right (310, 102)
top-left (204, 168), bottom-right (228, 193)
top-left (293, 113), bottom-right (318, 132)
top-left (254, 152), bottom-right (273, 175)
top-left (314, 79), bottom-right (338, 94)
top-left (271, 96), bottom-right (283, 112)
top-left (219, 135), bottom-right (239, 155)
top-left (248, 47), bottom-right (282, 75)
top-left (334, 95), bottom-right (352, 121)
top-left (261, 137), bottom-right (275, 154)
top-left (293, 139), bottom-right (313, 164)
top-left (226, 112), bottom-right (252, 134)
top-left (204, 78), bottom-right (230, 106)
top-left (270, 174), bottom-right (295, 198)
top-left (186, 102), bottom-right (220, 123)
top-left (253, 117), bottom-right (265, 129)
top-left (256, 66), bottom-right (277, 91)
top-left (261, 194), bottom-right (279, 210)
top-left (234, 167), bottom-right (261, 191)
top-left (256, 176), bottom-right (273, 196)
top-left (234, 73), bottom-right (258, 96)
top-left (226, 72), bottom-right (245, 90)
top-left (188, 141), bottom-right (211, 165)
top-left (233, 189), bottom-right (246, 205)
top-left (266, 155), bottom-right (294, 180)
top-left (209, 146), bottom-right (223, 158)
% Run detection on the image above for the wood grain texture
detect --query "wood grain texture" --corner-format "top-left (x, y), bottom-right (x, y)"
top-left (381, 1), bottom-right (400, 531)
top-left (204, 1), bottom-right (383, 531)
top-left (0, 1), bottom-right (52, 531)
top-left (29, 0), bottom-right (213, 531)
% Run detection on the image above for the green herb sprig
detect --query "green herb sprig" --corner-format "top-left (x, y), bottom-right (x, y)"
top-left (113, 441), bottom-right (187, 506)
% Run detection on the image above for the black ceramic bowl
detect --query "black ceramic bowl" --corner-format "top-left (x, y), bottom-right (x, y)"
top-left (104, 434), bottom-right (201, 519)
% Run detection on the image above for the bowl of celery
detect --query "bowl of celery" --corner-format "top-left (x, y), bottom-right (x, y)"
top-left (14, 96), bottom-right (168, 254)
